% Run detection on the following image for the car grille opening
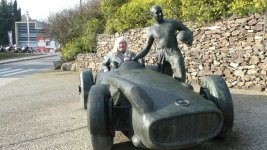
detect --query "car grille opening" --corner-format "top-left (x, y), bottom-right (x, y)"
top-left (149, 112), bottom-right (222, 147)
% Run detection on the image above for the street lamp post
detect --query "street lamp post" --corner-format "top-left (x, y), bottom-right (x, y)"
top-left (26, 11), bottom-right (30, 47)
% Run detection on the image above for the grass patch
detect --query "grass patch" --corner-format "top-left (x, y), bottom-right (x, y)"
top-left (0, 53), bottom-right (37, 61)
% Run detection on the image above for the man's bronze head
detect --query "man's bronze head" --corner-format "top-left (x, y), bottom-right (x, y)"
top-left (150, 5), bottom-right (163, 22)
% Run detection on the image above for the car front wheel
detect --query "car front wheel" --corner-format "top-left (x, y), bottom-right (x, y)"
top-left (87, 84), bottom-right (113, 150)
top-left (200, 75), bottom-right (234, 138)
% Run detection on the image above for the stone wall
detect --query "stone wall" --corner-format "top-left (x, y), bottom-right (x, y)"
top-left (73, 14), bottom-right (267, 91)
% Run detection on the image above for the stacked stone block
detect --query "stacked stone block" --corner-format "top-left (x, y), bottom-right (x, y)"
top-left (73, 14), bottom-right (267, 91)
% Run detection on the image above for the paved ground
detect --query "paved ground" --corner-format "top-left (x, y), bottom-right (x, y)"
top-left (0, 55), bottom-right (266, 150)
top-left (0, 70), bottom-right (266, 150)
top-left (0, 53), bottom-right (59, 64)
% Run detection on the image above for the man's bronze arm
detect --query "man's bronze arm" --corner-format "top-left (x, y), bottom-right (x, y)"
top-left (133, 36), bottom-right (154, 61)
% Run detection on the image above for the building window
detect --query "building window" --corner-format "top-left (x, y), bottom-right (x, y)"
top-left (46, 41), bottom-right (50, 46)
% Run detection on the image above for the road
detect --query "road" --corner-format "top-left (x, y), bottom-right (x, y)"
top-left (0, 55), bottom-right (60, 87)
top-left (0, 70), bottom-right (266, 150)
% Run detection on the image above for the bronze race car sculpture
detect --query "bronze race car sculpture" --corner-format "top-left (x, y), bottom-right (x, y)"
top-left (79, 61), bottom-right (234, 150)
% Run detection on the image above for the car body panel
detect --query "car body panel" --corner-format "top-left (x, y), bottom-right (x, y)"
top-left (94, 61), bottom-right (223, 149)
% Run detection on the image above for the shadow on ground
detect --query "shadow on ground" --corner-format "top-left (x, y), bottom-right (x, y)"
top-left (110, 92), bottom-right (267, 150)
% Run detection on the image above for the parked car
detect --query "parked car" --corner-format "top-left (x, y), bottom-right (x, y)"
top-left (13, 45), bottom-right (22, 53)
top-left (21, 45), bottom-right (33, 53)
top-left (5, 45), bottom-right (14, 53)
top-left (0, 45), bottom-right (7, 53)
top-left (79, 61), bottom-right (234, 150)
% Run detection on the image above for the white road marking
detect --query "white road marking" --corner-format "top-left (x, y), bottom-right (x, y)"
top-left (0, 68), bottom-right (52, 87)
top-left (1, 69), bottom-right (35, 76)
top-left (0, 68), bottom-right (9, 72)
top-left (0, 69), bottom-right (23, 75)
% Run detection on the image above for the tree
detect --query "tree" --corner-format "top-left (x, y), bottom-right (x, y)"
top-left (0, 0), bottom-right (21, 45)
top-left (44, 0), bottom-right (103, 60)
top-left (11, 0), bottom-right (21, 43)
top-left (45, 0), bottom-right (101, 45)
top-left (44, 0), bottom-right (267, 61)
top-left (13, 0), bottom-right (21, 23)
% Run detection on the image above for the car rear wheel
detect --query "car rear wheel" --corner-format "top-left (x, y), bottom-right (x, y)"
top-left (200, 75), bottom-right (234, 138)
top-left (87, 84), bottom-right (113, 150)
top-left (79, 70), bottom-right (94, 109)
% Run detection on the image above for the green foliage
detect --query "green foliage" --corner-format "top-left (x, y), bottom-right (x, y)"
top-left (104, 0), bottom-right (182, 33)
top-left (61, 38), bottom-right (82, 61)
top-left (81, 18), bottom-right (103, 53)
top-left (180, 0), bottom-right (232, 23)
top-left (0, 0), bottom-right (21, 45)
top-left (46, 0), bottom-right (103, 45)
top-left (104, 1), bottom-right (150, 33)
top-left (100, 0), bottom-right (130, 33)
top-left (103, 0), bottom-right (267, 32)
top-left (48, 0), bottom-right (267, 62)
top-left (61, 18), bottom-right (103, 61)
top-left (230, 0), bottom-right (267, 16)
top-left (100, 0), bottom-right (128, 19)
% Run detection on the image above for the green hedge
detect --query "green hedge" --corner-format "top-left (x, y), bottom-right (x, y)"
top-left (103, 0), bottom-right (267, 33)
top-left (230, 0), bottom-right (267, 16)
top-left (61, 18), bottom-right (103, 61)
top-left (103, 0), bottom-right (182, 33)
top-left (60, 0), bottom-right (267, 61)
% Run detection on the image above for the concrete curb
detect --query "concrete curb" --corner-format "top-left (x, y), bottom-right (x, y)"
top-left (0, 53), bottom-right (59, 64)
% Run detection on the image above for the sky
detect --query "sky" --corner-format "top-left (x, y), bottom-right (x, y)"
top-left (10, 0), bottom-right (81, 21)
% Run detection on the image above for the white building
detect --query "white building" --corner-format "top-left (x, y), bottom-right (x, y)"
top-left (15, 21), bottom-right (59, 52)
top-left (15, 21), bottom-right (39, 48)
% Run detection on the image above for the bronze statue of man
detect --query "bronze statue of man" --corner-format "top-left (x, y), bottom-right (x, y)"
top-left (133, 5), bottom-right (193, 82)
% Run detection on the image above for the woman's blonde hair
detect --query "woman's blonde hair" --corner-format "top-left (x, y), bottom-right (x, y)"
top-left (112, 36), bottom-right (128, 53)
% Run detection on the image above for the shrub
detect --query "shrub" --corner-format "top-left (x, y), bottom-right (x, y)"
top-left (230, 0), bottom-right (267, 16)
top-left (180, 0), bottom-right (232, 23)
top-left (61, 18), bottom-right (103, 61)
top-left (82, 18), bottom-right (103, 53)
top-left (53, 0), bottom-right (267, 62)
top-left (61, 38), bottom-right (82, 61)
top-left (104, 0), bottom-right (182, 33)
